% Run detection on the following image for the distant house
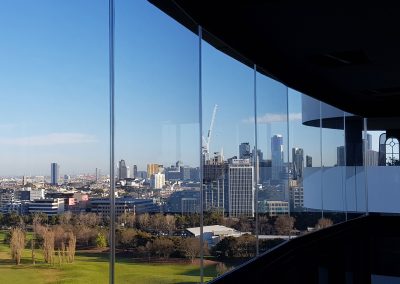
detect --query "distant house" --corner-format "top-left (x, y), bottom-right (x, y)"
top-left (186, 225), bottom-right (248, 247)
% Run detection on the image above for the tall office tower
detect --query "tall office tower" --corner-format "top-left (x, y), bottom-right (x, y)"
top-left (22, 175), bottom-right (27, 186)
top-left (118, 160), bottom-right (128, 180)
top-left (228, 159), bottom-right (254, 217)
top-left (95, 168), bottom-right (100, 182)
top-left (50, 162), bottom-right (59, 185)
top-left (151, 172), bottom-right (165, 189)
top-left (132, 165), bottom-right (138, 178)
top-left (271, 134), bottom-right (284, 180)
top-left (337, 146), bottom-right (345, 166)
top-left (239, 142), bottom-right (251, 159)
top-left (292, 147), bottom-right (304, 180)
top-left (126, 166), bottom-right (131, 179)
top-left (306, 155), bottom-right (313, 167)
top-left (147, 163), bottom-right (160, 177)
top-left (252, 148), bottom-right (263, 162)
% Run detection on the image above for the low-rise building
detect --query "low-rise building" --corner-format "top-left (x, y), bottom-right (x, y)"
top-left (259, 200), bottom-right (289, 216)
top-left (186, 225), bottom-right (248, 247)
top-left (89, 197), bottom-right (159, 216)
top-left (28, 198), bottom-right (65, 216)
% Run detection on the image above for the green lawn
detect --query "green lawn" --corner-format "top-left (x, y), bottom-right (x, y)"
top-left (0, 231), bottom-right (218, 284)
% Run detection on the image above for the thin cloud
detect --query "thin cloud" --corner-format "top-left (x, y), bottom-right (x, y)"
top-left (243, 113), bottom-right (302, 124)
top-left (0, 133), bottom-right (97, 146)
top-left (0, 123), bottom-right (17, 129)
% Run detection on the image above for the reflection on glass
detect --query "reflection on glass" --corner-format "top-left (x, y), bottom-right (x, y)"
top-left (114, 1), bottom-right (203, 283)
top-left (201, 29), bottom-right (255, 279)
top-left (256, 73), bottom-right (290, 254)
top-left (288, 91), bottom-right (323, 234)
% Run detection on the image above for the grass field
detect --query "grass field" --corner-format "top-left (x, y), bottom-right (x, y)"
top-left (0, 231), bottom-right (218, 284)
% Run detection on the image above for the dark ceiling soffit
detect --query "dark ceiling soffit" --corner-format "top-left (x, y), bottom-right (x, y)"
top-left (148, 0), bottom-right (278, 80)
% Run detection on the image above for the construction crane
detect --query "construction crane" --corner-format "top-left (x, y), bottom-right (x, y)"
top-left (202, 104), bottom-right (218, 160)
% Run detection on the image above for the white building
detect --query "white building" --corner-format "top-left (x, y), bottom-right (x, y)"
top-left (30, 188), bottom-right (45, 201)
top-left (228, 159), bottom-right (254, 217)
top-left (262, 200), bottom-right (289, 216)
top-left (28, 198), bottom-right (65, 216)
top-left (151, 172), bottom-right (165, 189)
top-left (186, 225), bottom-right (248, 247)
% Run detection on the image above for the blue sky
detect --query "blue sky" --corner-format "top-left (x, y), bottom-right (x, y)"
top-left (0, 1), bottom-right (378, 176)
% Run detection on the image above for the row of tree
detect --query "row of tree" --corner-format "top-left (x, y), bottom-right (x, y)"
top-left (7, 225), bottom-right (76, 265)
top-left (1, 211), bottom-right (334, 236)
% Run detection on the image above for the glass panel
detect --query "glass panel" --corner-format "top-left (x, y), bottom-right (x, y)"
top-left (201, 29), bottom-right (255, 279)
top-left (115, 1), bottom-right (201, 283)
top-left (288, 91), bottom-right (323, 234)
top-left (256, 73), bottom-right (289, 253)
top-left (320, 102), bottom-right (346, 224)
top-left (344, 114), bottom-right (366, 218)
top-left (0, 1), bottom-right (109, 283)
top-left (365, 119), bottom-right (400, 214)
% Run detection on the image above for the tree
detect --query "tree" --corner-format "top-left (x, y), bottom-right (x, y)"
top-left (118, 212), bottom-right (136, 228)
top-left (204, 211), bottom-right (224, 226)
top-left (216, 263), bottom-right (229, 276)
top-left (315, 218), bottom-right (333, 229)
top-left (274, 215), bottom-right (295, 236)
top-left (43, 229), bottom-right (55, 264)
top-left (165, 215), bottom-right (176, 236)
top-left (96, 232), bottom-right (108, 248)
top-left (236, 234), bottom-right (256, 257)
top-left (211, 237), bottom-right (237, 258)
top-left (66, 232), bottom-right (76, 263)
top-left (31, 237), bottom-right (36, 265)
top-left (59, 211), bottom-right (72, 226)
top-left (74, 225), bottom-right (94, 247)
top-left (118, 229), bottom-right (136, 250)
top-left (150, 214), bottom-right (167, 233)
top-left (137, 213), bottom-right (150, 231)
top-left (10, 228), bottom-right (25, 265)
top-left (259, 215), bottom-right (272, 234)
top-left (181, 238), bottom-right (205, 263)
top-left (53, 225), bottom-right (66, 250)
top-left (149, 238), bottom-right (174, 258)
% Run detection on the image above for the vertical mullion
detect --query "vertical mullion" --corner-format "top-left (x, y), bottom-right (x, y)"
top-left (198, 25), bottom-right (204, 284)
top-left (109, 0), bottom-right (115, 283)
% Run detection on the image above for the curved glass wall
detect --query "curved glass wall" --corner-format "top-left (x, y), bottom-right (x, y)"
top-left (1, 1), bottom-right (395, 284)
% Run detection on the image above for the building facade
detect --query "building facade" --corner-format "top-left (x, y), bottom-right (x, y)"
top-left (50, 162), bottom-right (59, 185)
top-left (228, 159), bottom-right (254, 217)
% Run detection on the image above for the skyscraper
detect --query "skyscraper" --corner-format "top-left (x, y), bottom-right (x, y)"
top-left (228, 159), bottom-right (254, 217)
top-left (50, 162), bottom-right (59, 185)
top-left (132, 165), bottom-right (138, 178)
top-left (239, 142), bottom-right (251, 159)
top-left (271, 135), bottom-right (284, 180)
top-left (118, 160), bottom-right (128, 180)
top-left (292, 147), bottom-right (304, 180)
top-left (95, 168), bottom-right (101, 182)
top-left (147, 163), bottom-right (161, 177)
